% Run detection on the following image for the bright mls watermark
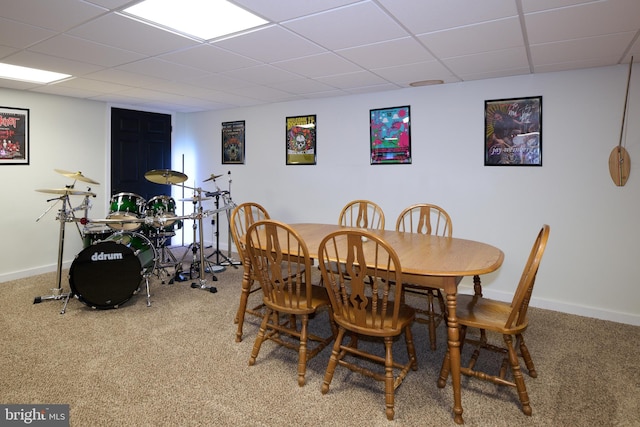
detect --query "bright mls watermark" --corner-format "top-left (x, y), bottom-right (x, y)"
top-left (0, 405), bottom-right (69, 426)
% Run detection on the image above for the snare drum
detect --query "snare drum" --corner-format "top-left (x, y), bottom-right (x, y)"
top-left (145, 195), bottom-right (177, 228)
top-left (69, 232), bottom-right (156, 309)
top-left (82, 225), bottom-right (114, 248)
top-left (107, 192), bottom-right (145, 231)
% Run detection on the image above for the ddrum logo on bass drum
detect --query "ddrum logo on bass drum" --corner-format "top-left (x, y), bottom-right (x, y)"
top-left (91, 251), bottom-right (124, 261)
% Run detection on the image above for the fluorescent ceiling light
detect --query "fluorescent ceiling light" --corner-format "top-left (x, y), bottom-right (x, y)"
top-left (123, 0), bottom-right (268, 41)
top-left (0, 63), bottom-right (71, 84)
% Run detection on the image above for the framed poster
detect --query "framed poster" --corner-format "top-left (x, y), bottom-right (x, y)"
top-left (370, 105), bottom-right (411, 164)
top-left (222, 120), bottom-right (245, 164)
top-left (485, 96), bottom-right (542, 166)
top-left (286, 114), bottom-right (316, 165)
top-left (0, 106), bottom-right (29, 165)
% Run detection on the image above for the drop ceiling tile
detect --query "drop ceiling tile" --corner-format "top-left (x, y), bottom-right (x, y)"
top-left (372, 61), bottom-right (459, 85)
top-left (219, 65), bottom-right (302, 85)
top-left (530, 32), bottom-right (636, 65)
top-left (229, 85), bottom-right (295, 102)
top-left (283, 2), bottom-right (408, 50)
top-left (0, 0), bottom-right (107, 32)
top-left (316, 71), bottom-right (389, 89)
top-left (4, 50), bottom-right (103, 76)
top-left (115, 58), bottom-right (209, 82)
top-left (28, 34), bottom-right (144, 67)
top-left (337, 37), bottom-right (435, 69)
top-left (442, 47), bottom-right (529, 76)
top-left (68, 13), bottom-right (198, 56)
top-left (214, 26), bottom-right (326, 63)
top-left (418, 17), bottom-right (524, 59)
top-left (273, 52), bottom-right (362, 78)
top-left (231, 0), bottom-right (363, 22)
top-left (0, 17), bottom-right (56, 49)
top-left (520, 0), bottom-right (597, 14)
top-left (159, 45), bottom-right (260, 73)
top-left (269, 78), bottom-right (336, 95)
top-left (377, 0), bottom-right (517, 34)
top-left (525, 0), bottom-right (640, 44)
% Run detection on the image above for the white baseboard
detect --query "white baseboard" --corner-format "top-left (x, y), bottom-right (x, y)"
top-left (457, 284), bottom-right (639, 326)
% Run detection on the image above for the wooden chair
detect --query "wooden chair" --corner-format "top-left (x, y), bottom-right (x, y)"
top-left (318, 228), bottom-right (417, 421)
top-left (246, 219), bottom-right (336, 386)
top-left (395, 203), bottom-right (452, 351)
top-left (324, 199), bottom-right (386, 282)
top-left (230, 202), bottom-right (270, 342)
top-left (437, 225), bottom-right (550, 416)
top-left (338, 199), bottom-right (385, 229)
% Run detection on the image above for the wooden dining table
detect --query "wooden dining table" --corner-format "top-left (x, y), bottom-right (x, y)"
top-left (286, 223), bottom-right (505, 424)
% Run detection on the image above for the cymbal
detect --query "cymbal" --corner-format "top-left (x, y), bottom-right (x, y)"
top-left (144, 169), bottom-right (188, 185)
top-left (54, 169), bottom-right (100, 185)
top-left (203, 173), bottom-right (223, 182)
top-left (179, 196), bottom-right (212, 202)
top-left (36, 188), bottom-right (96, 197)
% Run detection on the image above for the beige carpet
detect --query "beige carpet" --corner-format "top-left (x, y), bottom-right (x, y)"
top-left (1, 247), bottom-right (639, 426)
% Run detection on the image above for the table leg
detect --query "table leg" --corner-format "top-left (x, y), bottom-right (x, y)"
top-left (445, 285), bottom-right (464, 424)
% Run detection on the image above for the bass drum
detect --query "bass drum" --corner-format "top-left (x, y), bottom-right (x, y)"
top-left (69, 232), bottom-right (156, 309)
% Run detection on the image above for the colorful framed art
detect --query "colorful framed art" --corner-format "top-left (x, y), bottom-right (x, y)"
top-left (286, 114), bottom-right (316, 165)
top-left (0, 106), bottom-right (29, 165)
top-left (222, 120), bottom-right (245, 164)
top-left (484, 96), bottom-right (542, 166)
top-left (370, 105), bottom-right (411, 164)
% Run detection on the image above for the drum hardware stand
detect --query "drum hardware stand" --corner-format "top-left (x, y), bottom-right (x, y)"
top-left (204, 191), bottom-right (232, 270)
top-left (205, 172), bottom-right (241, 268)
top-left (148, 225), bottom-right (180, 284)
top-left (33, 190), bottom-right (93, 314)
top-left (176, 189), bottom-right (218, 293)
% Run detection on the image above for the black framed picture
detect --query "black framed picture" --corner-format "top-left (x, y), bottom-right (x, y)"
top-left (485, 96), bottom-right (542, 166)
top-left (370, 105), bottom-right (411, 164)
top-left (286, 114), bottom-right (316, 165)
top-left (222, 120), bottom-right (245, 164)
top-left (0, 106), bottom-right (29, 165)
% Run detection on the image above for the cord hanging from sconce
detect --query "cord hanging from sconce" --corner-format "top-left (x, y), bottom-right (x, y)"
top-left (609, 56), bottom-right (633, 186)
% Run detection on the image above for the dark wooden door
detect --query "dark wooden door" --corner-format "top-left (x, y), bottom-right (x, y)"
top-left (111, 108), bottom-right (172, 201)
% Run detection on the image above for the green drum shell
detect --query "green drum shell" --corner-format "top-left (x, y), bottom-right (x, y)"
top-left (145, 195), bottom-right (177, 228)
top-left (107, 192), bottom-right (145, 231)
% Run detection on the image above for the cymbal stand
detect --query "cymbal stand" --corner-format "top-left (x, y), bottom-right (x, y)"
top-left (205, 191), bottom-right (232, 269)
top-left (177, 188), bottom-right (217, 293)
top-left (205, 172), bottom-right (240, 267)
top-left (33, 191), bottom-right (90, 313)
top-left (222, 172), bottom-right (241, 266)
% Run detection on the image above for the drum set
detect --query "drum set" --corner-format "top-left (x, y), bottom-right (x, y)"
top-left (33, 168), bottom-right (237, 313)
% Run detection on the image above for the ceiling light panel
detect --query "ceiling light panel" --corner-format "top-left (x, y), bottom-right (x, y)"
top-left (122, 0), bottom-right (268, 41)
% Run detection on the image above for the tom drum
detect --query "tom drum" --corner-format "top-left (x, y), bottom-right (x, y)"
top-left (107, 192), bottom-right (145, 231)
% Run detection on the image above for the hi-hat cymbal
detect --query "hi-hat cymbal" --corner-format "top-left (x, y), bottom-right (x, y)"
top-left (36, 188), bottom-right (96, 197)
top-left (179, 196), bottom-right (212, 202)
top-left (54, 169), bottom-right (100, 185)
top-left (203, 173), bottom-right (223, 182)
top-left (144, 169), bottom-right (188, 185)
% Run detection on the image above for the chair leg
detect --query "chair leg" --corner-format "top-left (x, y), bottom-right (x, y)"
top-left (384, 336), bottom-right (395, 421)
top-left (404, 323), bottom-right (418, 371)
top-left (517, 333), bottom-right (537, 378)
top-left (298, 314), bottom-right (309, 387)
top-left (248, 308), bottom-right (271, 366)
top-left (427, 290), bottom-right (438, 351)
top-left (321, 327), bottom-right (346, 394)
top-left (235, 267), bottom-right (254, 342)
top-left (504, 334), bottom-right (532, 416)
